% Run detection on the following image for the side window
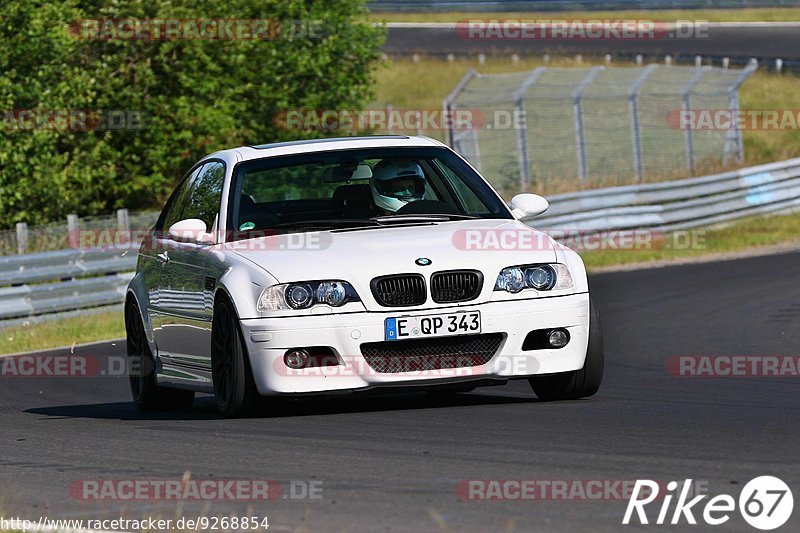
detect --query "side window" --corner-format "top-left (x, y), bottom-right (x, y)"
top-left (159, 164), bottom-right (205, 231)
top-left (182, 161), bottom-right (225, 230)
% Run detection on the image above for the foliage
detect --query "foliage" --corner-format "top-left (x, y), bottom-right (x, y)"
top-left (0, 0), bottom-right (385, 227)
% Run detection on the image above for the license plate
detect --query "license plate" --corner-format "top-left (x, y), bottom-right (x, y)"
top-left (384, 311), bottom-right (481, 341)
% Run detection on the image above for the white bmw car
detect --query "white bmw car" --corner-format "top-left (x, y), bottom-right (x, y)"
top-left (126, 135), bottom-right (603, 417)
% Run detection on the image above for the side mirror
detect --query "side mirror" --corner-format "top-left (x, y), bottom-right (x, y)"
top-left (510, 193), bottom-right (549, 220)
top-left (168, 219), bottom-right (214, 244)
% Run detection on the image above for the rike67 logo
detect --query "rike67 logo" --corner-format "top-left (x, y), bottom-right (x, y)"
top-left (623, 476), bottom-right (794, 530)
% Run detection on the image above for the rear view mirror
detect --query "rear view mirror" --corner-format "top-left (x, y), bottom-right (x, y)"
top-left (168, 219), bottom-right (214, 244)
top-left (323, 163), bottom-right (373, 183)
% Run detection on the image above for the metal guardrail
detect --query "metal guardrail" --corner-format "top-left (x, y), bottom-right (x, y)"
top-left (1, 159), bottom-right (800, 327)
top-left (0, 272), bottom-right (133, 320)
top-left (0, 248), bottom-right (138, 286)
top-left (527, 157), bottom-right (800, 231)
top-left (368, 1), bottom-right (800, 12)
top-left (0, 248), bottom-right (136, 324)
top-left (0, 209), bottom-right (157, 327)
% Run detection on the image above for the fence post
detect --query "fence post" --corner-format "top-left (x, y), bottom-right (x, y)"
top-left (15, 222), bottom-right (28, 255)
top-left (513, 67), bottom-right (547, 191)
top-left (67, 214), bottom-right (80, 249)
top-left (628, 64), bottom-right (658, 183)
top-left (385, 103), bottom-right (393, 133)
top-left (681, 67), bottom-right (710, 175)
top-left (724, 58), bottom-right (758, 163)
top-left (117, 208), bottom-right (130, 249)
top-left (442, 69), bottom-right (477, 147)
top-left (573, 67), bottom-right (603, 184)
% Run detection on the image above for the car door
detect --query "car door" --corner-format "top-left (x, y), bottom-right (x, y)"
top-left (152, 162), bottom-right (225, 374)
top-left (147, 164), bottom-right (203, 352)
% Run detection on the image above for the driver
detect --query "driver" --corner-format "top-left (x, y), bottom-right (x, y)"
top-left (369, 159), bottom-right (427, 214)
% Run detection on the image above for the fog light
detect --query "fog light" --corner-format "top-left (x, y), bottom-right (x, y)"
top-left (547, 329), bottom-right (569, 348)
top-left (284, 349), bottom-right (310, 369)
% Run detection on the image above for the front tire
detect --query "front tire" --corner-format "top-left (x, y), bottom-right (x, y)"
top-left (211, 297), bottom-right (261, 417)
top-left (126, 301), bottom-right (195, 411)
top-left (529, 300), bottom-right (604, 401)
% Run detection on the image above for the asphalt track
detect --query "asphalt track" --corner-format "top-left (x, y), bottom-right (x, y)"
top-left (1, 250), bottom-right (799, 532)
top-left (384, 23), bottom-right (800, 63)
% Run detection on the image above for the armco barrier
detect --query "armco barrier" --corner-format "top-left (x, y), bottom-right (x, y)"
top-left (0, 248), bottom-right (138, 286)
top-left (367, 1), bottom-right (800, 12)
top-left (527, 158), bottom-right (800, 232)
top-left (0, 248), bottom-right (137, 325)
top-left (2, 158), bottom-right (800, 326)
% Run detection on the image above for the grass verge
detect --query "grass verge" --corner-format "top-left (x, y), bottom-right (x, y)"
top-left (371, 8), bottom-right (800, 23)
top-left (0, 309), bottom-right (124, 355)
top-left (578, 210), bottom-right (800, 269)
top-left (0, 213), bottom-right (798, 354)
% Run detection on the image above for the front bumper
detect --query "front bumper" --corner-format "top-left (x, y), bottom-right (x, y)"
top-left (241, 292), bottom-right (589, 395)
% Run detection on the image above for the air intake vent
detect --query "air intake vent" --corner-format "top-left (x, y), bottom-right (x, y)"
top-left (371, 274), bottom-right (426, 307)
top-left (361, 333), bottom-right (503, 373)
top-left (431, 270), bottom-right (483, 303)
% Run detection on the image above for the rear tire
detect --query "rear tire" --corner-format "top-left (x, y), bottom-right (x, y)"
top-left (126, 301), bottom-right (195, 411)
top-left (529, 300), bottom-right (604, 401)
top-left (211, 297), bottom-right (261, 418)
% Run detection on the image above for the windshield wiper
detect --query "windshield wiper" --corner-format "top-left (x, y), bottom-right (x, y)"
top-left (273, 219), bottom-right (382, 231)
top-left (270, 215), bottom-right (479, 233)
top-left (370, 214), bottom-right (480, 223)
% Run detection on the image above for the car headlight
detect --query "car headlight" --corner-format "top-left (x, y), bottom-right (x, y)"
top-left (494, 263), bottom-right (573, 293)
top-left (524, 265), bottom-right (556, 290)
top-left (258, 281), bottom-right (360, 311)
top-left (286, 284), bottom-right (314, 309)
top-left (495, 267), bottom-right (525, 293)
top-left (316, 281), bottom-right (347, 306)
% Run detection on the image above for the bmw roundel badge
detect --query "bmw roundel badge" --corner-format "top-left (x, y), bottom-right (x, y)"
top-left (415, 258), bottom-right (432, 266)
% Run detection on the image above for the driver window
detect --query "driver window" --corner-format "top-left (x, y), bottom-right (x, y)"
top-left (182, 161), bottom-right (225, 230)
top-left (159, 164), bottom-right (205, 232)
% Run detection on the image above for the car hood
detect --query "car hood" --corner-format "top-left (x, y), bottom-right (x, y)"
top-left (228, 219), bottom-right (558, 311)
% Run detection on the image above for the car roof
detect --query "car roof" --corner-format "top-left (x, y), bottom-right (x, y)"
top-left (205, 135), bottom-right (447, 164)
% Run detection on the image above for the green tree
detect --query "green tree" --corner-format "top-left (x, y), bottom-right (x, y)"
top-left (0, 0), bottom-right (385, 227)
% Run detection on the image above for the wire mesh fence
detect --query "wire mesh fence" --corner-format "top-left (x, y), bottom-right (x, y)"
top-left (444, 62), bottom-right (757, 195)
top-left (0, 210), bottom-right (159, 256)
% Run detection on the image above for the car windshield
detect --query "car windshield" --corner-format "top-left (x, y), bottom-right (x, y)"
top-left (227, 146), bottom-right (512, 239)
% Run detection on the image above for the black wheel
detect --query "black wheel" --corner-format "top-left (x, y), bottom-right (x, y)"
top-left (211, 297), bottom-right (261, 417)
top-left (125, 300), bottom-right (195, 411)
top-left (529, 300), bottom-right (604, 401)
